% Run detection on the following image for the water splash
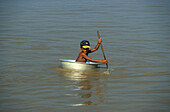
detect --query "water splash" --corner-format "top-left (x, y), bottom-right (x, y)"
top-left (103, 68), bottom-right (115, 75)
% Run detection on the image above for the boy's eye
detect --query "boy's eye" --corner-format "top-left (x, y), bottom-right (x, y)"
top-left (84, 48), bottom-right (89, 50)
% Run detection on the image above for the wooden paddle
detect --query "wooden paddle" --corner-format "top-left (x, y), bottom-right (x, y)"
top-left (97, 31), bottom-right (109, 69)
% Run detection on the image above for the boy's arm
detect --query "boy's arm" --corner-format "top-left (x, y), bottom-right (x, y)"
top-left (82, 53), bottom-right (107, 63)
top-left (90, 37), bottom-right (102, 53)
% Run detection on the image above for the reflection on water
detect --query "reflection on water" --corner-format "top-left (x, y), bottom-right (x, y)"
top-left (59, 69), bottom-right (106, 106)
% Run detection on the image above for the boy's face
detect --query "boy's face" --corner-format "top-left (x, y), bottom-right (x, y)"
top-left (81, 47), bottom-right (89, 53)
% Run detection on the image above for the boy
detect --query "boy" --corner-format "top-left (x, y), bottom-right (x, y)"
top-left (76, 38), bottom-right (107, 63)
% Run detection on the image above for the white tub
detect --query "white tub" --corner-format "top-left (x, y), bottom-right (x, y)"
top-left (59, 59), bottom-right (103, 71)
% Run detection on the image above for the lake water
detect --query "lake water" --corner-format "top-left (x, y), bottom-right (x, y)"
top-left (0, 0), bottom-right (170, 112)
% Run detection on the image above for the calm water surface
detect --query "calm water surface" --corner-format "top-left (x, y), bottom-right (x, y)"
top-left (0, 0), bottom-right (170, 112)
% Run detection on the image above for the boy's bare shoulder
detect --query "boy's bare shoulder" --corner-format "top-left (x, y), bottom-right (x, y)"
top-left (79, 52), bottom-right (86, 56)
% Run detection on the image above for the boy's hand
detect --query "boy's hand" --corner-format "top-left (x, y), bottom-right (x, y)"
top-left (102, 60), bottom-right (107, 63)
top-left (98, 37), bottom-right (102, 44)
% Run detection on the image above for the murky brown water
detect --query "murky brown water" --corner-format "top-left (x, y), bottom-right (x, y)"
top-left (0, 0), bottom-right (170, 112)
